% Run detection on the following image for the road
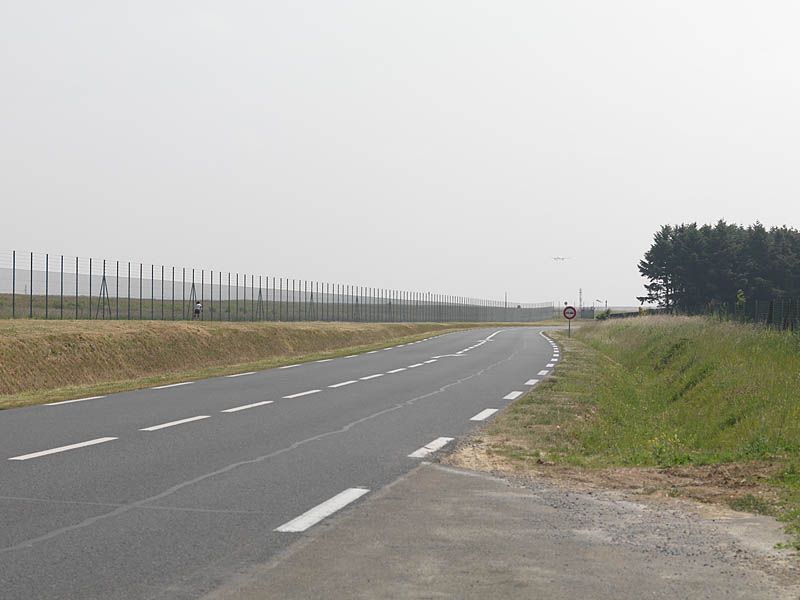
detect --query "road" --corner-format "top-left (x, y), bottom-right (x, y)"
top-left (0, 326), bottom-right (556, 599)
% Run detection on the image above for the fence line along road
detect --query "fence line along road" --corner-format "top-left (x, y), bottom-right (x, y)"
top-left (0, 250), bottom-right (556, 323)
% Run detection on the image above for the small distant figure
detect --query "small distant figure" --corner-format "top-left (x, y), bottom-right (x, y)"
top-left (193, 301), bottom-right (202, 320)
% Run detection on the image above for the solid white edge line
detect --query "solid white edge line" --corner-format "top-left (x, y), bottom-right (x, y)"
top-left (45, 395), bottom-right (106, 406)
top-left (283, 389), bottom-right (321, 399)
top-left (279, 364), bottom-right (300, 369)
top-left (470, 408), bottom-right (499, 421)
top-left (503, 391), bottom-right (524, 400)
top-left (140, 415), bottom-right (210, 431)
top-left (408, 436), bottom-right (455, 458)
top-left (525, 379), bottom-right (540, 385)
top-left (225, 372), bottom-right (256, 378)
top-left (329, 380), bottom-right (357, 388)
top-left (275, 487), bottom-right (370, 532)
top-left (9, 437), bottom-right (118, 461)
top-left (221, 401), bottom-right (274, 413)
top-left (387, 368), bottom-right (406, 374)
top-left (152, 381), bottom-right (194, 390)
top-left (360, 374), bottom-right (383, 380)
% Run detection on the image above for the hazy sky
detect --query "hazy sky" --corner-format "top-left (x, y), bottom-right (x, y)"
top-left (3, 1), bottom-right (799, 306)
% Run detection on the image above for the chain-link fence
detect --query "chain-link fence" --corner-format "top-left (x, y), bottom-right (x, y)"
top-left (670, 299), bottom-right (800, 332)
top-left (0, 250), bottom-right (556, 323)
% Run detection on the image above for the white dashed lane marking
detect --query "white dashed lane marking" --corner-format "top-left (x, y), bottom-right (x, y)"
top-left (525, 379), bottom-right (540, 385)
top-left (538, 369), bottom-right (550, 376)
top-left (225, 372), bottom-right (256, 378)
top-left (360, 374), bottom-right (384, 381)
top-left (279, 364), bottom-right (300, 370)
top-left (152, 382), bottom-right (194, 390)
top-left (221, 401), bottom-right (273, 413)
top-left (408, 363), bottom-right (424, 368)
top-left (387, 368), bottom-right (406, 374)
top-left (329, 380), bottom-right (357, 388)
top-left (283, 389), bottom-right (321, 399)
top-left (9, 437), bottom-right (118, 461)
top-left (503, 391), bottom-right (524, 400)
top-left (140, 415), bottom-right (210, 432)
top-left (45, 395), bottom-right (106, 406)
top-left (408, 437), bottom-right (454, 458)
top-left (275, 488), bottom-right (370, 532)
top-left (470, 409), bottom-right (499, 421)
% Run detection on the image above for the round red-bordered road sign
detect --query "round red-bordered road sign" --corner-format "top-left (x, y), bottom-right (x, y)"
top-left (563, 305), bottom-right (577, 320)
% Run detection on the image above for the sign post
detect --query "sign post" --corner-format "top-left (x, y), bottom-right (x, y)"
top-left (563, 305), bottom-right (577, 337)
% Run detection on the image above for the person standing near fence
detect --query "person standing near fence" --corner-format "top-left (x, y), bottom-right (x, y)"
top-left (193, 301), bottom-right (202, 320)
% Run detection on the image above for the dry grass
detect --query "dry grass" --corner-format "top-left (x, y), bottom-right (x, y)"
top-left (0, 320), bottom-right (508, 409)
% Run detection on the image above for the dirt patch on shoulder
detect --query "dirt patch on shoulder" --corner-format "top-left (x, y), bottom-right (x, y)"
top-left (443, 438), bottom-right (783, 510)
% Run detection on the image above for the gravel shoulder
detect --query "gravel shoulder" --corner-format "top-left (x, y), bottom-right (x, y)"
top-left (206, 462), bottom-right (799, 600)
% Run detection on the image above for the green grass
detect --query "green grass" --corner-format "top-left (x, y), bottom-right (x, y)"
top-left (483, 315), bottom-right (800, 546)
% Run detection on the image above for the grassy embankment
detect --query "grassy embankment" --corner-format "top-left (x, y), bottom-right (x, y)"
top-left (0, 320), bottom-right (536, 410)
top-left (468, 316), bottom-right (800, 546)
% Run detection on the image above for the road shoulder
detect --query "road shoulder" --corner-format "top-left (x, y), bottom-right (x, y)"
top-left (205, 462), bottom-right (799, 600)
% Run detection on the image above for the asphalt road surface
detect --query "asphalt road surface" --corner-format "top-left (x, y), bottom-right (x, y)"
top-left (0, 326), bottom-right (556, 599)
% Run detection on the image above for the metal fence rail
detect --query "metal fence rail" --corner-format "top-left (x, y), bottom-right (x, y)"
top-left (0, 250), bottom-right (556, 323)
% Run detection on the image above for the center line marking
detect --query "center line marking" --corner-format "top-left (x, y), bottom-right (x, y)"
top-left (409, 437), bottom-right (454, 458)
top-left (9, 437), bottom-right (117, 461)
top-left (538, 369), bottom-right (550, 376)
top-left (525, 379), bottom-right (540, 385)
top-left (275, 487), bottom-right (370, 533)
top-left (140, 415), bottom-right (210, 431)
top-left (45, 395), bottom-right (106, 406)
top-left (152, 381), bottom-right (193, 390)
top-left (225, 372), bottom-right (256, 378)
top-left (503, 391), bottom-right (524, 400)
top-left (284, 389), bottom-right (321, 399)
top-left (387, 368), bottom-right (406, 373)
top-left (279, 364), bottom-right (300, 369)
top-left (360, 374), bottom-right (384, 380)
top-left (408, 363), bottom-right (424, 368)
top-left (329, 380), bottom-right (357, 388)
top-left (470, 408), bottom-right (499, 421)
top-left (221, 400), bottom-right (273, 413)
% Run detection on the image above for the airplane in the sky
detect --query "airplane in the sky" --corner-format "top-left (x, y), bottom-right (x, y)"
top-left (552, 256), bottom-right (571, 261)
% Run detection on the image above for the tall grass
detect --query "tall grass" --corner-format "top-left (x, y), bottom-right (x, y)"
top-left (575, 316), bottom-right (800, 466)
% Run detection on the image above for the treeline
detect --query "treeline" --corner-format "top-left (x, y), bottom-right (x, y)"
top-left (638, 221), bottom-right (800, 310)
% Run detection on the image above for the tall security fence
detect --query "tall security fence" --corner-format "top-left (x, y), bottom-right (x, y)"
top-left (0, 250), bottom-right (556, 323)
top-left (679, 298), bottom-right (800, 332)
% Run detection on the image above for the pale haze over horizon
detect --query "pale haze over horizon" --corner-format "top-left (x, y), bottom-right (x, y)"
top-left (3, 1), bottom-right (799, 307)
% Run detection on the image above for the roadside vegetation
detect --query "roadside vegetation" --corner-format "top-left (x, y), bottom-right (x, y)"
top-left (0, 320), bottom-right (540, 410)
top-left (460, 316), bottom-right (800, 547)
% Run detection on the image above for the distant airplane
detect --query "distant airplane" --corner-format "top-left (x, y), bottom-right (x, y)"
top-left (552, 256), bottom-right (571, 261)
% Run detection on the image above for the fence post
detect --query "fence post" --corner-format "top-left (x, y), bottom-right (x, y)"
top-left (29, 252), bottom-right (33, 318)
top-left (61, 255), bottom-right (64, 319)
top-left (115, 261), bottom-right (119, 320)
top-left (45, 253), bottom-right (49, 319)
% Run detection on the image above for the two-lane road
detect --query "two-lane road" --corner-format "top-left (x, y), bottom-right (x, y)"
top-left (0, 326), bottom-right (558, 599)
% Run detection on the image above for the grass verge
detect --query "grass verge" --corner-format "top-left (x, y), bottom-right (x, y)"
top-left (0, 320), bottom-right (540, 410)
top-left (446, 316), bottom-right (800, 548)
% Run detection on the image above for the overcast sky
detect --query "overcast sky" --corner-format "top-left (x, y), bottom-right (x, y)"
top-left (2, 1), bottom-right (799, 306)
